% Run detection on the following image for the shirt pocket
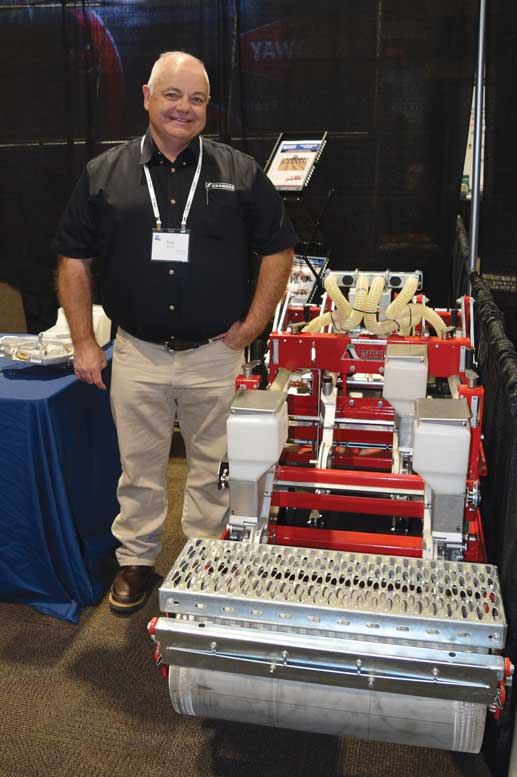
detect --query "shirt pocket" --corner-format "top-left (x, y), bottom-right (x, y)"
top-left (202, 189), bottom-right (241, 238)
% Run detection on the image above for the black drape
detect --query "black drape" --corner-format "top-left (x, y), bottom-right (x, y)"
top-left (481, 0), bottom-right (517, 275)
top-left (471, 273), bottom-right (517, 777)
top-left (479, 0), bottom-right (517, 349)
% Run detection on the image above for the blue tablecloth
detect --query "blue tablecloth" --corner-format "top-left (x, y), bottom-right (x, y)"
top-left (0, 345), bottom-right (120, 623)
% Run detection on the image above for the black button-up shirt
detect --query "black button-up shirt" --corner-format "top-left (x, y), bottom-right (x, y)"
top-left (53, 131), bottom-right (297, 341)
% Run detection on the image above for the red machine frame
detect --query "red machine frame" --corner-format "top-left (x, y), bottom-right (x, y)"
top-left (235, 297), bottom-right (487, 563)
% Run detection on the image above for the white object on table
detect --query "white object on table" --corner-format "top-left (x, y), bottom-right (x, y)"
top-left (44, 305), bottom-right (112, 347)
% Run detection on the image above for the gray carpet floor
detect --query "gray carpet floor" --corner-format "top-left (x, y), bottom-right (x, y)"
top-left (0, 451), bottom-right (493, 777)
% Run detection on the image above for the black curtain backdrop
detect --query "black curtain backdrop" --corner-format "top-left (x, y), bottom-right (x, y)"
top-left (479, 0), bottom-right (517, 350)
top-left (471, 273), bottom-right (517, 777)
top-left (0, 0), bottom-right (476, 331)
top-left (481, 0), bottom-right (517, 275)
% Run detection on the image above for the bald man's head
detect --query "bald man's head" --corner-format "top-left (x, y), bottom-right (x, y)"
top-left (147, 52), bottom-right (210, 97)
top-left (142, 51), bottom-right (210, 159)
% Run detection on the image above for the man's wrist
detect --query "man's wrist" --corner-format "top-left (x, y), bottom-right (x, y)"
top-left (73, 334), bottom-right (98, 348)
top-left (239, 318), bottom-right (264, 343)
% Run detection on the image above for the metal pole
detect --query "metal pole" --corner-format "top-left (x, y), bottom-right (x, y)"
top-left (469, 0), bottom-right (487, 274)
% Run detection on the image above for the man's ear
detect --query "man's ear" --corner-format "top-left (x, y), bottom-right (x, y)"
top-left (142, 84), bottom-right (151, 111)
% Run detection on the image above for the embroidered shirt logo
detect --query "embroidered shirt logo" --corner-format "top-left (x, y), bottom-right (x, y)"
top-left (205, 182), bottom-right (236, 192)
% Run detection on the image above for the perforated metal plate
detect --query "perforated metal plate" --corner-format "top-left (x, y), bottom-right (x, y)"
top-left (160, 540), bottom-right (506, 649)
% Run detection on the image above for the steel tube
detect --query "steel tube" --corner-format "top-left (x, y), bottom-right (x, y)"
top-left (469, 0), bottom-right (487, 274)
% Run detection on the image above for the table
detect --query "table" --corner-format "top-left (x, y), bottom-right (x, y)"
top-left (0, 345), bottom-right (120, 623)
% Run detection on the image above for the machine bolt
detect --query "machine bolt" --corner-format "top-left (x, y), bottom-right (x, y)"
top-left (368, 676), bottom-right (375, 688)
top-left (210, 641), bottom-right (217, 653)
top-left (281, 650), bottom-right (289, 664)
top-left (322, 373), bottom-right (333, 396)
top-left (378, 367), bottom-right (384, 375)
top-left (349, 399), bottom-right (355, 407)
top-left (242, 359), bottom-right (260, 378)
top-left (432, 667), bottom-right (440, 678)
top-left (269, 663), bottom-right (276, 674)
top-left (356, 659), bottom-right (362, 673)
top-left (465, 369), bottom-right (479, 388)
top-left (349, 365), bottom-right (356, 373)
top-left (377, 400), bottom-right (383, 408)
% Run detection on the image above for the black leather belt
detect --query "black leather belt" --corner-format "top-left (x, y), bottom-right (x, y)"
top-left (145, 336), bottom-right (211, 352)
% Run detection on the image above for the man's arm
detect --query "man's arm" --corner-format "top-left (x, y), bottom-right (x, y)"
top-left (223, 247), bottom-right (294, 350)
top-left (57, 256), bottom-right (107, 389)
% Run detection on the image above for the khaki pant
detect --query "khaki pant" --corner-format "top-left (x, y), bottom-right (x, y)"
top-left (110, 329), bottom-right (243, 566)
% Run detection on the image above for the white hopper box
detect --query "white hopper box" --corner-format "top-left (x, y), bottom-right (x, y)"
top-left (227, 390), bottom-right (288, 483)
top-left (382, 343), bottom-right (428, 450)
top-left (413, 397), bottom-right (471, 539)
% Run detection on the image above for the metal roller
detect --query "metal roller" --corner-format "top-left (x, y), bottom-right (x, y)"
top-left (169, 665), bottom-right (487, 753)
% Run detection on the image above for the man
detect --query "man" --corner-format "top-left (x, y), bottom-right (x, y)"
top-left (53, 51), bottom-right (296, 615)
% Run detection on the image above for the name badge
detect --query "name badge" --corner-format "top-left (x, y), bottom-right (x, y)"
top-left (151, 229), bottom-right (190, 263)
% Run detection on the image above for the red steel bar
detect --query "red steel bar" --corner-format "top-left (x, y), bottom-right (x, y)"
top-left (333, 452), bottom-right (392, 470)
top-left (271, 491), bottom-right (424, 518)
top-left (280, 448), bottom-right (392, 470)
top-left (275, 465), bottom-right (424, 491)
top-left (269, 525), bottom-right (423, 557)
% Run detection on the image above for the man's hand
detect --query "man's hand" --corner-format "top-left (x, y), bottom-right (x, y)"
top-left (221, 248), bottom-right (294, 351)
top-left (57, 256), bottom-right (106, 388)
top-left (221, 320), bottom-right (256, 350)
top-left (73, 338), bottom-right (107, 390)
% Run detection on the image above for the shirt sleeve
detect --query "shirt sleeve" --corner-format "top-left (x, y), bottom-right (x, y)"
top-left (246, 165), bottom-right (298, 256)
top-left (51, 169), bottom-right (100, 259)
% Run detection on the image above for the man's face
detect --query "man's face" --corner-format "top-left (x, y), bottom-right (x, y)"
top-left (142, 60), bottom-right (209, 152)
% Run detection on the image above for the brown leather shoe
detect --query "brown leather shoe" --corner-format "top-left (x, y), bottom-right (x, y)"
top-left (109, 565), bottom-right (159, 615)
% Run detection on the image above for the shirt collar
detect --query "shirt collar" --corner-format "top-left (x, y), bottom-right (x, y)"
top-left (139, 128), bottom-right (199, 167)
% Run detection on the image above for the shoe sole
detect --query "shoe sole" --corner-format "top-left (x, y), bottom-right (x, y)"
top-left (109, 590), bottom-right (148, 615)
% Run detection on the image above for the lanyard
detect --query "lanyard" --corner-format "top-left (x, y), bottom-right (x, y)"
top-left (141, 135), bottom-right (203, 232)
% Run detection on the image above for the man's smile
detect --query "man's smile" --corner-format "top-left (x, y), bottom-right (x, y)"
top-left (166, 115), bottom-right (192, 123)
